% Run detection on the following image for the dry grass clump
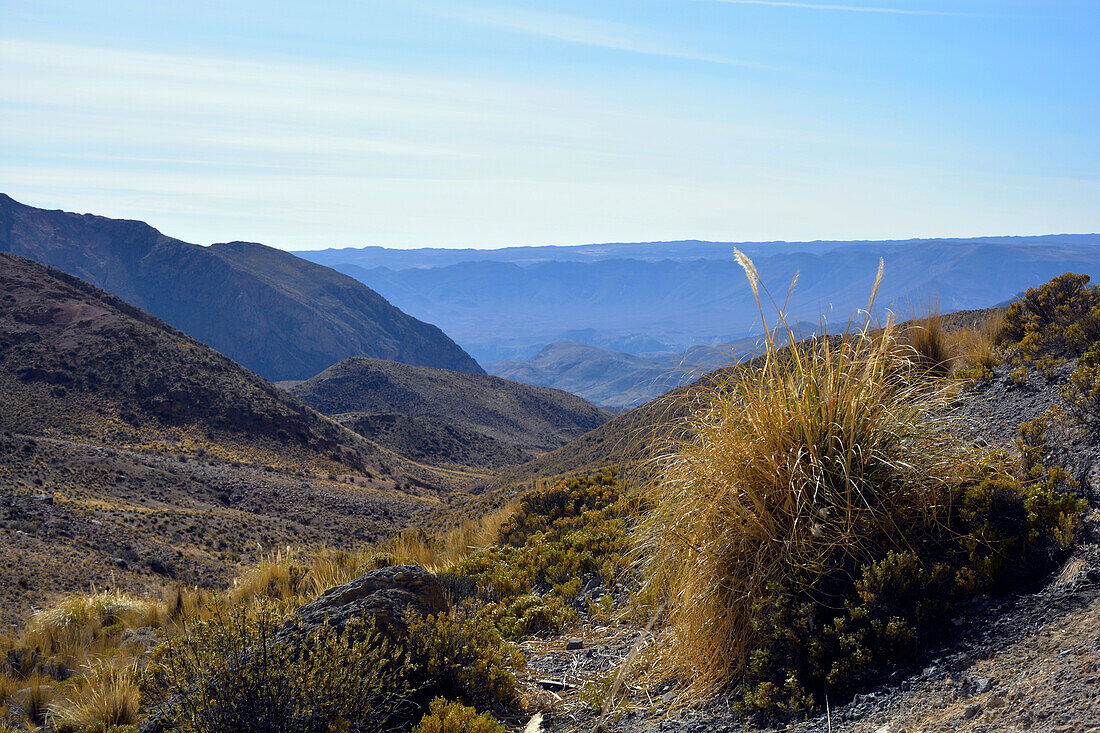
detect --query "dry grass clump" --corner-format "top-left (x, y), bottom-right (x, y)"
top-left (382, 502), bottom-right (518, 573)
top-left (48, 669), bottom-right (139, 732)
top-left (899, 301), bottom-right (955, 375)
top-left (20, 592), bottom-right (162, 657)
top-left (638, 254), bottom-right (977, 693)
top-left (950, 312), bottom-right (1002, 376)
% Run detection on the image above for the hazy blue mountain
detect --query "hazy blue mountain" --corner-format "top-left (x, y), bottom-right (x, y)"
top-left (0, 194), bottom-right (483, 380)
top-left (488, 325), bottom-right (816, 409)
top-left (297, 235), bottom-right (1100, 270)
top-left (306, 238), bottom-right (1100, 364)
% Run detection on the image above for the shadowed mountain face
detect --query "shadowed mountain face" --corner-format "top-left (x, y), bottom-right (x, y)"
top-left (0, 252), bottom-right (372, 466)
top-left (0, 194), bottom-right (483, 380)
top-left (284, 356), bottom-right (612, 465)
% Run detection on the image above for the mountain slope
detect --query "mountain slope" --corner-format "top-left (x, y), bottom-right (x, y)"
top-left (0, 194), bottom-right (483, 380)
top-left (283, 357), bottom-right (612, 465)
top-left (0, 253), bottom-right (473, 622)
top-left (0, 251), bottom-right (371, 468)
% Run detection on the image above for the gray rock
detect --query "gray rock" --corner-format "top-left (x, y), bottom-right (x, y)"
top-left (121, 626), bottom-right (161, 649)
top-left (287, 564), bottom-right (446, 637)
top-left (566, 637), bottom-right (584, 650)
top-left (963, 702), bottom-right (983, 719)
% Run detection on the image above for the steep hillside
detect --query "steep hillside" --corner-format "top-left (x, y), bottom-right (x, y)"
top-left (0, 194), bottom-right (483, 379)
top-left (0, 252), bottom-right (365, 467)
top-left (0, 253), bottom-right (479, 621)
top-left (334, 413), bottom-right (531, 470)
top-left (284, 357), bottom-right (611, 465)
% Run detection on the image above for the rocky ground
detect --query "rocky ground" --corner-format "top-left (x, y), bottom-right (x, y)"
top-left (0, 432), bottom-right (437, 627)
top-left (520, 363), bottom-right (1100, 732)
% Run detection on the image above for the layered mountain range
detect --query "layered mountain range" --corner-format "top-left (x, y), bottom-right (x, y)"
top-left (299, 236), bottom-right (1100, 368)
top-left (0, 194), bottom-right (483, 380)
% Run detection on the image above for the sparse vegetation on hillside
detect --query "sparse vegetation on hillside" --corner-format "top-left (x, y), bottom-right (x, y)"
top-left (637, 255), bottom-right (1085, 713)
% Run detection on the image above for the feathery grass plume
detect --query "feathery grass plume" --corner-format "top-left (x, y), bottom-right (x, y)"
top-left (637, 252), bottom-right (976, 694)
top-left (868, 256), bottom-right (885, 312)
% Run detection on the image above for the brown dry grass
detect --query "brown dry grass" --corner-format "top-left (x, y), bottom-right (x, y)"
top-left (637, 253), bottom-right (978, 693)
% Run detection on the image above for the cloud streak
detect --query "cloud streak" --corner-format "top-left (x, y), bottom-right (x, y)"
top-left (701, 0), bottom-right (992, 17)
top-left (413, 2), bottom-right (769, 68)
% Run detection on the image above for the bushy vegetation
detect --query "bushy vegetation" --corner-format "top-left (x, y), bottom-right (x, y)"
top-left (1001, 272), bottom-right (1100, 358)
top-left (411, 697), bottom-right (506, 733)
top-left (450, 471), bottom-right (641, 638)
top-left (639, 254), bottom-right (1086, 713)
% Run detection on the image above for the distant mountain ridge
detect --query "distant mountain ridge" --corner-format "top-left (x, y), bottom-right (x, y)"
top-left (0, 194), bottom-right (483, 380)
top-left (301, 237), bottom-right (1100, 363)
top-left (296, 234), bottom-right (1100, 270)
top-left (283, 356), bottom-right (611, 467)
top-left (489, 324), bottom-right (816, 409)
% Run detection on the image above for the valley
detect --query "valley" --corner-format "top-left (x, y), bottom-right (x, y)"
top-left (1, 200), bottom-right (1098, 733)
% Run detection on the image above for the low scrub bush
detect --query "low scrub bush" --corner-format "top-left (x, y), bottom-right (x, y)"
top-left (450, 472), bottom-right (640, 637)
top-left (143, 605), bottom-right (414, 732)
top-left (143, 601), bottom-right (523, 733)
top-left (411, 697), bottom-right (505, 733)
top-left (1063, 341), bottom-right (1100, 425)
top-left (639, 253), bottom-right (1086, 713)
top-left (1001, 272), bottom-right (1100, 358)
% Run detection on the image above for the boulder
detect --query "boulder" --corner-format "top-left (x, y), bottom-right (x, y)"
top-left (288, 564), bottom-right (447, 637)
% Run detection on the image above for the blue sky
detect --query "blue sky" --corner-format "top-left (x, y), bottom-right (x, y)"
top-left (1, 0), bottom-right (1096, 249)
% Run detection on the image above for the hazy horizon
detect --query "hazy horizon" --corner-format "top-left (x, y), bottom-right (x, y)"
top-left (2, 0), bottom-right (1097, 250)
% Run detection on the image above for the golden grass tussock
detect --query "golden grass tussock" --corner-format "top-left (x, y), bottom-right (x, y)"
top-left (48, 669), bottom-right (139, 731)
top-left (898, 300), bottom-right (955, 375)
top-left (19, 592), bottom-right (161, 658)
top-left (382, 501), bottom-right (519, 573)
top-left (226, 502), bottom-right (521, 610)
top-left (6, 675), bottom-right (54, 728)
top-left (638, 253), bottom-right (979, 692)
top-left (950, 311), bottom-right (1003, 372)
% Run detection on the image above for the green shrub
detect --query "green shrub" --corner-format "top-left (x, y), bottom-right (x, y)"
top-left (1001, 273), bottom-right (1100, 358)
top-left (735, 460), bottom-right (1084, 714)
top-left (411, 698), bottom-right (505, 733)
top-left (1063, 341), bottom-right (1100, 424)
top-left (142, 605), bottom-right (415, 733)
top-left (497, 470), bottom-right (622, 547)
top-left (448, 473), bottom-right (640, 641)
top-left (954, 363), bottom-right (994, 383)
top-left (142, 602), bottom-right (525, 733)
top-left (478, 594), bottom-right (576, 640)
top-left (405, 611), bottom-right (524, 711)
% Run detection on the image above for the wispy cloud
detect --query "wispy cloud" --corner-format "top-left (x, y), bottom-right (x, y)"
top-left (701, 0), bottom-right (992, 17)
top-left (413, 2), bottom-right (769, 68)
